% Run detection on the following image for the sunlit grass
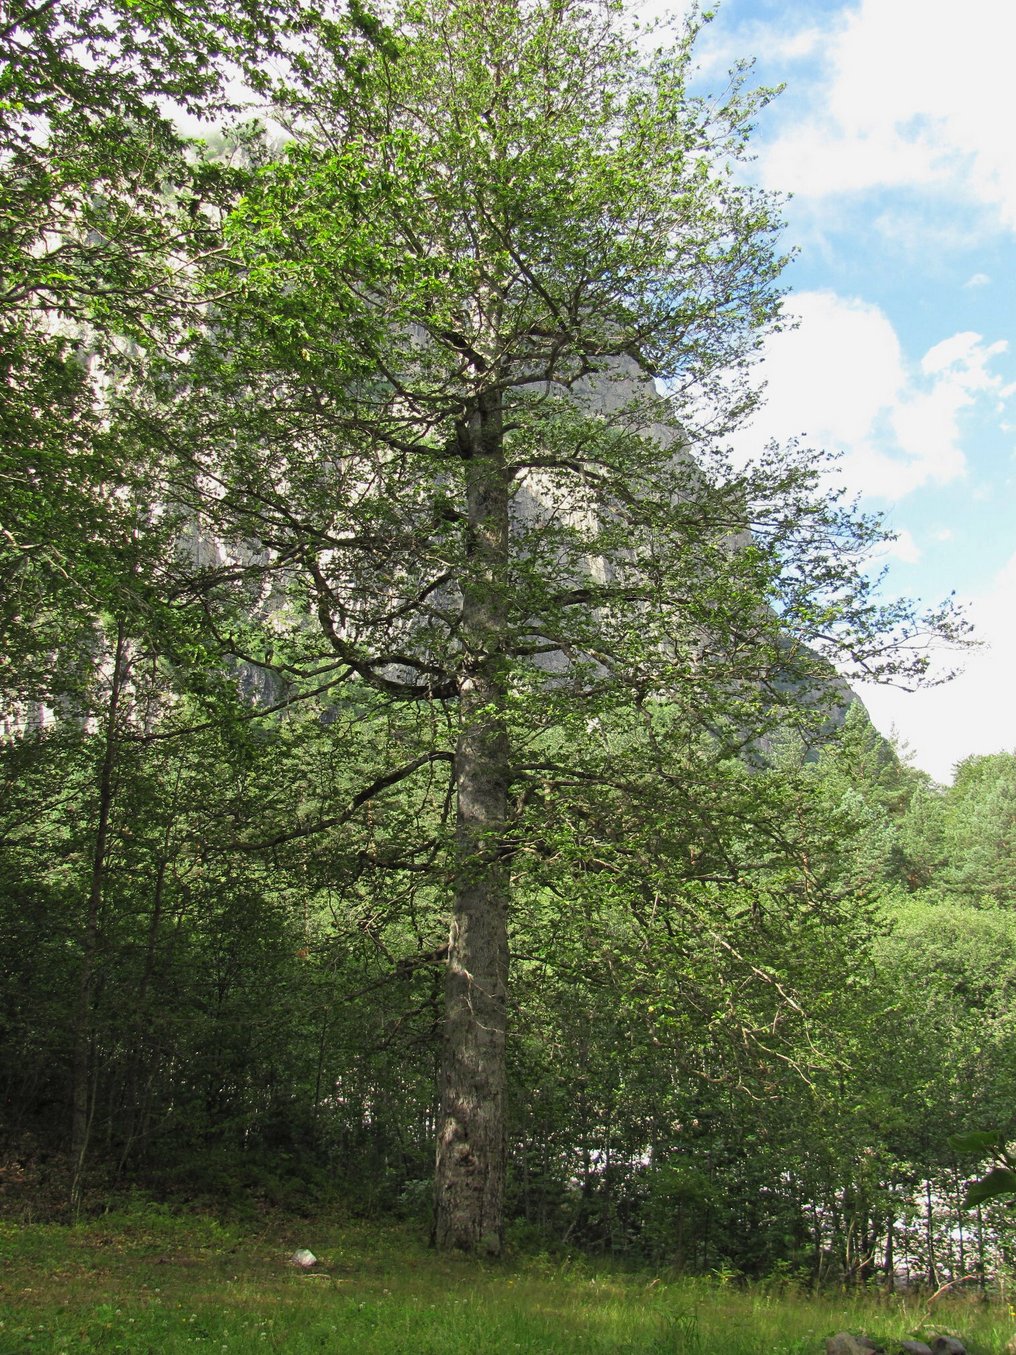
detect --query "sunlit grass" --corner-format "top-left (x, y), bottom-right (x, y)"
top-left (0, 1207), bottom-right (1013, 1353)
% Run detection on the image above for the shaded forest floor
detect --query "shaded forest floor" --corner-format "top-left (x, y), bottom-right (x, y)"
top-left (0, 1205), bottom-right (1012, 1354)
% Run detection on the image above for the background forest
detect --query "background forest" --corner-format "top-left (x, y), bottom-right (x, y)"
top-left (2, 0), bottom-right (1012, 1290)
top-left (5, 696), bottom-right (1016, 1286)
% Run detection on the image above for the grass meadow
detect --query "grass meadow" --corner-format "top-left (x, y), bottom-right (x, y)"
top-left (1, 1206), bottom-right (1013, 1354)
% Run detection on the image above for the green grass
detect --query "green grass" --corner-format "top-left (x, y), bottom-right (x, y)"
top-left (0, 1205), bottom-right (1013, 1354)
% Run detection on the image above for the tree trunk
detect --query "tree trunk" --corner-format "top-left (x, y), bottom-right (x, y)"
top-left (925, 1177), bottom-right (939, 1288)
top-left (434, 390), bottom-right (510, 1255)
top-left (71, 618), bottom-right (128, 1208)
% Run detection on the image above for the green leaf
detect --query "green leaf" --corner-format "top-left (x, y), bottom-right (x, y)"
top-left (962, 1167), bottom-right (1016, 1208)
top-left (948, 1129), bottom-right (1005, 1155)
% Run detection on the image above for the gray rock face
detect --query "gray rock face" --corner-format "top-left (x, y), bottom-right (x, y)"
top-left (826, 1335), bottom-right (884, 1355)
top-left (929, 1339), bottom-right (966, 1355)
top-left (899, 1342), bottom-right (933, 1355)
top-left (518, 357), bottom-right (859, 740)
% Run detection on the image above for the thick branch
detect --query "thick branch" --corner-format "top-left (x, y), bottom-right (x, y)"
top-left (245, 750), bottom-right (455, 849)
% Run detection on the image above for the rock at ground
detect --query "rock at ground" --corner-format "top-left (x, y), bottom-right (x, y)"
top-left (826, 1335), bottom-right (884, 1355)
top-left (929, 1339), bottom-right (965, 1355)
top-left (898, 1342), bottom-right (933, 1355)
top-left (289, 1248), bottom-right (317, 1268)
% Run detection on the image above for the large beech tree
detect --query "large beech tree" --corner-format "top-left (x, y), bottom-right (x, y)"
top-left (140, 0), bottom-right (968, 1253)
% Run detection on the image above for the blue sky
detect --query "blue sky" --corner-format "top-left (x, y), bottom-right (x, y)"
top-left (642, 0), bottom-right (1016, 783)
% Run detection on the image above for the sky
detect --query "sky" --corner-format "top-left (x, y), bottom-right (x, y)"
top-left (637, 0), bottom-right (1016, 784)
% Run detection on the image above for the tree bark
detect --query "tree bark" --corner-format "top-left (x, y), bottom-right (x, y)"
top-left (434, 389), bottom-right (511, 1255)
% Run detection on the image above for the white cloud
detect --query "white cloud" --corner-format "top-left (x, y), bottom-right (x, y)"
top-left (756, 0), bottom-right (1016, 230)
top-left (734, 291), bottom-right (1009, 501)
top-left (864, 526), bottom-right (923, 566)
top-left (921, 332), bottom-right (1002, 377)
top-left (690, 17), bottom-right (824, 75)
top-left (878, 529), bottom-right (921, 565)
top-left (868, 208), bottom-right (983, 257)
top-left (965, 273), bottom-right (991, 289)
top-left (858, 550), bottom-right (1016, 783)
